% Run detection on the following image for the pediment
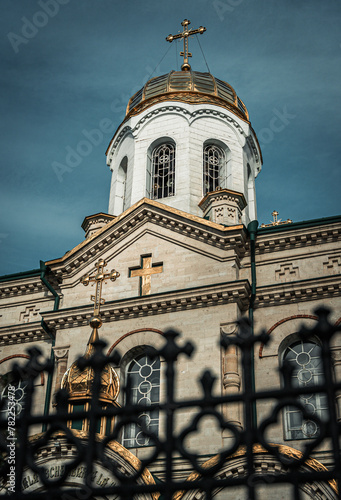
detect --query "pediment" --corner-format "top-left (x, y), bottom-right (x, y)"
top-left (46, 199), bottom-right (247, 279)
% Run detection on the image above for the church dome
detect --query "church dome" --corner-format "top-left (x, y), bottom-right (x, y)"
top-left (126, 70), bottom-right (249, 122)
top-left (61, 327), bottom-right (120, 404)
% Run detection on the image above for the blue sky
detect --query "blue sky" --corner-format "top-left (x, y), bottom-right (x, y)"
top-left (1, 0), bottom-right (340, 276)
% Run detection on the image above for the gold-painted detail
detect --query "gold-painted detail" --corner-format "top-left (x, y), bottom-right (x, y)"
top-left (27, 431), bottom-right (159, 499)
top-left (166, 19), bottom-right (206, 71)
top-left (125, 90), bottom-right (249, 123)
top-left (61, 259), bottom-right (121, 404)
top-left (129, 255), bottom-right (163, 296)
top-left (173, 443), bottom-right (338, 499)
top-left (61, 343), bottom-right (120, 404)
top-left (81, 258), bottom-right (120, 319)
top-left (260, 210), bottom-right (293, 228)
top-left (45, 198), bottom-right (244, 267)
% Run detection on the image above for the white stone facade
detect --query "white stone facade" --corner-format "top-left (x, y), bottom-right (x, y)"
top-left (106, 102), bottom-right (261, 226)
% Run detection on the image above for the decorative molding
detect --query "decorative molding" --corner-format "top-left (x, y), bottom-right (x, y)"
top-left (43, 280), bottom-right (251, 331)
top-left (0, 321), bottom-right (51, 346)
top-left (46, 201), bottom-right (248, 279)
top-left (255, 275), bottom-right (341, 308)
top-left (275, 262), bottom-right (299, 282)
top-left (0, 279), bottom-right (44, 298)
top-left (81, 213), bottom-right (116, 239)
top-left (107, 105), bottom-right (260, 166)
top-left (323, 254), bottom-right (341, 274)
top-left (199, 188), bottom-right (247, 226)
top-left (20, 305), bottom-right (40, 323)
top-left (53, 345), bottom-right (70, 360)
top-left (257, 225), bottom-right (341, 253)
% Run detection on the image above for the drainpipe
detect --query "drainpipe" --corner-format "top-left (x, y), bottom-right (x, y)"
top-left (247, 220), bottom-right (258, 429)
top-left (40, 260), bottom-right (60, 432)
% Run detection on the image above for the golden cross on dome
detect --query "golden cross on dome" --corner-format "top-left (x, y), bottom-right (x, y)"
top-left (166, 19), bottom-right (206, 71)
top-left (81, 259), bottom-right (120, 319)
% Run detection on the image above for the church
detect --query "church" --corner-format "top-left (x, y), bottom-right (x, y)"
top-left (0, 20), bottom-right (340, 499)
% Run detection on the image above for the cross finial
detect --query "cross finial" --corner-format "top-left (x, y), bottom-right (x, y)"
top-left (166, 19), bottom-right (206, 71)
top-left (260, 210), bottom-right (293, 228)
top-left (81, 259), bottom-right (120, 323)
top-left (272, 210), bottom-right (279, 224)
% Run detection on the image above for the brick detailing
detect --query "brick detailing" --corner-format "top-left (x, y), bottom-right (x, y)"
top-left (258, 314), bottom-right (318, 358)
top-left (0, 354), bottom-right (44, 384)
top-left (323, 255), bottom-right (341, 274)
top-left (275, 263), bottom-right (299, 282)
top-left (20, 305), bottom-right (40, 323)
top-left (107, 328), bottom-right (164, 355)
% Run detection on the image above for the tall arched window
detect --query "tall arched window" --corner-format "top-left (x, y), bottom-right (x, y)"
top-left (116, 156), bottom-right (128, 213)
top-left (203, 144), bottom-right (225, 195)
top-left (150, 143), bottom-right (175, 200)
top-left (122, 352), bottom-right (160, 448)
top-left (282, 340), bottom-right (328, 440)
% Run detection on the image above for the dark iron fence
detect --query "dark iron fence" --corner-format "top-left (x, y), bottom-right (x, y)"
top-left (0, 307), bottom-right (340, 499)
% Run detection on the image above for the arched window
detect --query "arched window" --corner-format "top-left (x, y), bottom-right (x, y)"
top-left (0, 373), bottom-right (27, 418)
top-left (282, 340), bottom-right (328, 440)
top-left (203, 144), bottom-right (226, 195)
top-left (150, 143), bottom-right (175, 200)
top-left (116, 156), bottom-right (128, 213)
top-left (122, 352), bottom-right (160, 448)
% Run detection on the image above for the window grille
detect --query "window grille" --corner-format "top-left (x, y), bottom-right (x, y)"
top-left (151, 143), bottom-right (175, 199)
top-left (122, 353), bottom-right (160, 448)
top-left (283, 340), bottom-right (328, 440)
top-left (203, 144), bottom-right (225, 195)
top-left (0, 374), bottom-right (27, 417)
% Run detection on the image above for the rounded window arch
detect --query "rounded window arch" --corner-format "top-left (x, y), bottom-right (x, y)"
top-left (280, 337), bottom-right (328, 440)
top-left (147, 138), bottom-right (176, 200)
top-left (121, 347), bottom-right (161, 448)
top-left (203, 140), bottom-right (230, 195)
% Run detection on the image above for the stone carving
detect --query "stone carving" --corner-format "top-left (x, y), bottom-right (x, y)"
top-left (323, 255), bottom-right (341, 274)
top-left (275, 263), bottom-right (299, 282)
top-left (19, 306), bottom-right (39, 323)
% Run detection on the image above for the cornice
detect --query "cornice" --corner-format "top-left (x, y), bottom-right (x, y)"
top-left (46, 199), bottom-right (247, 279)
top-left (0, 321), bottom-right (51, 346)
top-left (256, 223), bottom-right (341, 254)
top-left (0, 278), bottom-right (45, 299)
top-left (42, 280), bottom-right (251, 330)
top-left (255, 274), bottom-right (341, 308)
top-left (106, 104), bottom-right (261, 167)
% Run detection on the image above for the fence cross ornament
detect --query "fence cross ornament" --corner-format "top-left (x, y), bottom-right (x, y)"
top-left (81, 258), bottom-right (120, 317)
top-left (166, 19), bottom-right (206, 71)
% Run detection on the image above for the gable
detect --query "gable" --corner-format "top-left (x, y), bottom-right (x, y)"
top-left (45, 199), bottom-right (247, 310)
